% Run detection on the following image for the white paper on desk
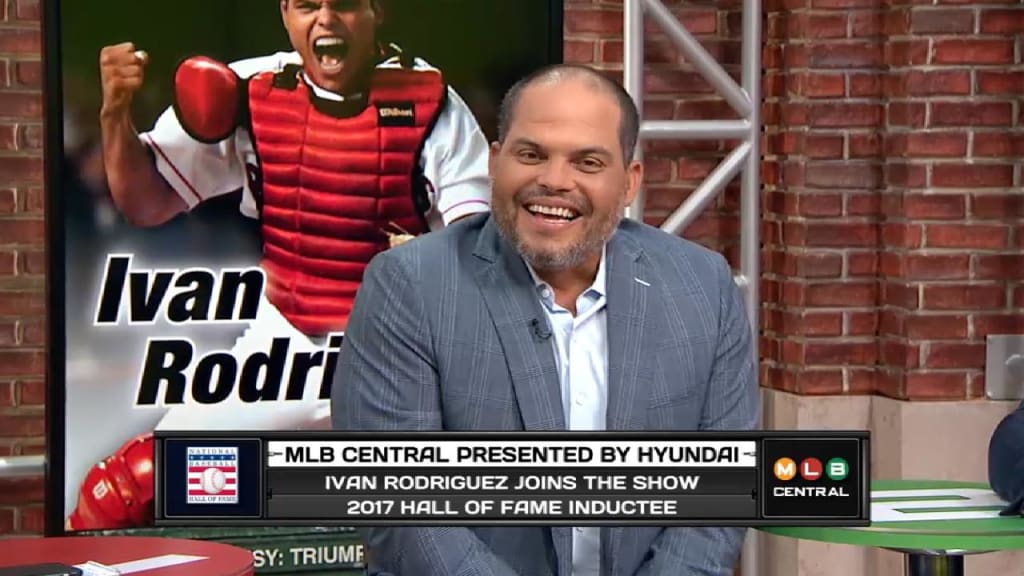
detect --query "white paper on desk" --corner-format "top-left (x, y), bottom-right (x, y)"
top-left (75, 554), bottom-right (207, 575)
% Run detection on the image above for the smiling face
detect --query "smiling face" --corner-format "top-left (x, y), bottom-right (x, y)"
top-left (490, 75), bottom-right (642, 273)
top-left (280, 0), bottom-right (381, 94)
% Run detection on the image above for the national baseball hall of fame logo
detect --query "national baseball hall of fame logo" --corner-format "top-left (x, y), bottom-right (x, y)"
top-left (186, 446), bottom-right (239, 504)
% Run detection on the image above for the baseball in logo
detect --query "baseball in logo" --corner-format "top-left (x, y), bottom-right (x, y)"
top-left (186, 446), bottom-right (239, 504)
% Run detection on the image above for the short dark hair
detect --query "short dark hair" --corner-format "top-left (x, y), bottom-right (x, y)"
top-left (496, 64), bottom-right (640, 163)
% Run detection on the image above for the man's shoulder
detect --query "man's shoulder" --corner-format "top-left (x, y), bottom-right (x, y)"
top-left (371, 213), bottom-right (487, 274)
top-left (617, 218), bottom-right (731, 278)
top-left (226, 52), bottom-right (301, 79)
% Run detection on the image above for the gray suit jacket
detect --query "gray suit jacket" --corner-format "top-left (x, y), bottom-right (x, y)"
top-left (332, 213), bottom-right (761, 576)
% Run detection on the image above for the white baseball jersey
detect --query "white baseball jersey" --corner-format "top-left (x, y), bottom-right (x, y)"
top-left (139, 51), bottom-right (491, 228)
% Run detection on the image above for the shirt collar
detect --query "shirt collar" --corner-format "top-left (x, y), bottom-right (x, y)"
top-left (523, 245), bottom-right (608, 302)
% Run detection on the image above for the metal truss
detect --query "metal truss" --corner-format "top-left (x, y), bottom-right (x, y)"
top-left (622, 0), bottom-right (763, 574)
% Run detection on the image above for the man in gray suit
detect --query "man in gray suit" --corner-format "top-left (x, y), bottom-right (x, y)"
top-left (332, 63), bottom-right (761, 576)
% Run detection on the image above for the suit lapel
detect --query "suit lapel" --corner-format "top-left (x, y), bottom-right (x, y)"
top-left (471, 218), bottom-right (572, 576)
top-left (471, 217), bottom-right (565, 432)
top-left (603, 228), bottom-right (659, 572)
top-left (604, 228), bottom-right (656, 432)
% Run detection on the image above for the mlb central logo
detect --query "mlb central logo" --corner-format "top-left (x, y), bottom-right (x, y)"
top-left (186, 446), bottom-right (239, 504)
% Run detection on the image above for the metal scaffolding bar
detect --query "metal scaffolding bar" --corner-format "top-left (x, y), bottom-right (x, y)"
top-left (623, 0), bottom-right (762, 573)
top-left (0, 455), bottom-right (44, 478)
top-left (641, 120), bottom-right (750, 140)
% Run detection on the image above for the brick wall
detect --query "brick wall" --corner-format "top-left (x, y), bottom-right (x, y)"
top-left (0, 0), bottom-right (46, 535)
top-left (760, 0), bottom-right (1022, 399)
top-left (2, 0), bottom-right (1021, 539)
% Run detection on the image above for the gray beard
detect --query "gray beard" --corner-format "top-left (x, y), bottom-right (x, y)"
top-left (495, 208), bottom-right (622, 271)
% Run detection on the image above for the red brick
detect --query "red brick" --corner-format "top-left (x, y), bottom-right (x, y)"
top-left (15, 0), bottom-right (40, 20)
top-left (930, 102), bottom-right (1013, 127)
top-left (565, 9), bottom-right (622, 34)
top-left (886, 41), bottom-right (930, 66)
top-left (888, 102), bottom-right (926, 127)
top-left (910, 9), bottom-right (975, 33)
top-left (847, 132), bottom-right (880, 158)
top-left (0, 349), bottom-right (43, 379)
top-left (13, 61), bottom-right (39, 88)
top-left (0, 507), bottom-right (12, 533)
top-left (0, 250), bottom-right (13, 276)
top-left (0, 477), bottom-right (42, 506)
top-left (0, 189), bottom-right (13, 214)
top-left (888, 133), bottom-right (968, 158)
top-left (0, 29), bottom-right (39, 54)
top-left (806, 14), bottom-right (849, 39)
top-left (794, 311), bottom-right (843, 336)
top-left (925, 224), bottom-right (1008, 249)
top-left (801, 73), bottom-right (845, 98)
top-left (809, 42), bottom-right (883, 68)
top-left (975, 255), bottom-right (1024, 280)
top-left (976, 71), bottom-right (1024, 96)
top-left (805, 163), bottom-right (882, 190)
top-left (1016, 286), bottom-right (1024, 308)
top-left (905, 70), bottom-right (971, 96)
top-left (851, 11), bottom-right (884, 37)
top-left (17, 249), bottom-right (43, 276)
top-left (0, 92), bottom-right (41, 119)
top-left (804, 222), bottom-right (877, 247)
top-left (23, 187), bottom-right (42, 212)
top-left (0, 414), bottom-right (43, 437)
top-left (922, 285), bottom-right (1006, 310)
top-left (803, 134), bottom-right (845, 159)
top-left (806, 282), bottom-right (877, 307)
top-left (644, 70), bottom-right (713, 95)
top-left (0, 218), bottom-right (42, 244)
top-left (904, 194), bottom-right (966, 219)
top-left (565, 40), bottom-right (596, 63)
top-left (973, 133), bottom-right (1024, 157)
top-left (904, 254), bottom-right (971, 280)
top-left (675, 99), bottom-right (738, 121)
top-left (904, 372), bottom-right (968, 400)
top-left (883, 340), bottom-right (920, 369)
top-left (809, 103), bottom-right (882, 128)
top-left (17, 379), bottom-right (44, 405)
top-left (905, 314), bottom-right (969, 339)
top-left (972, 193), bottom-right (1024, 218)
top-left (806, 341), bottom-right (877, 365)
top-left (979, 9), bottom-right (1024, 33)
top-left (847, 311), bottom-right (878, 335)
top-left (812, 0), bottom-right (879, 7)
top-left (798, 193), bottom-right (844, 217)
top-left (849, 74), bottom-right (881, 98)
top-left (974, 314), bottom-right (1024, 338)
top-left (792, 370), bottom-right (844, 395)
top-left (0, 382), bottom-right (12, 407)
top-left (925, 343), bottom-right (985, 369)
top-left (847, 193), bottom-right (880, 216)
top-left (932, 164), bottom-right (1014, 189)
top-left (17, 505), bottom-right (43, 534)
top-left (848, 252), bottom-right (878, 276)
top-left (882, 223), bottom-right (922, 249)
top-left (676, 159), bottom-right (718, 181)
top-left (795, 252), bottom-right (844, 277)
top-left (0, 291), bottom-right (43, 316)
top-left (933, 40), bottom-right (1015, 65)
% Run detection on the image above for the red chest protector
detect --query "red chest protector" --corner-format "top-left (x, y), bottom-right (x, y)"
top-left (245, 65), bottom-right (446, 336)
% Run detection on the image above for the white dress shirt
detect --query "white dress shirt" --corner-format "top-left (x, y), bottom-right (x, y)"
top-left (525, 248), bottom-right (609, 576)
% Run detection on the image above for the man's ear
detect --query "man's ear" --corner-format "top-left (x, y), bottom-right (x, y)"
top-left (624, 159), bottom-right (643, 206)
top-left (488, 141), bottom-right (502, 178)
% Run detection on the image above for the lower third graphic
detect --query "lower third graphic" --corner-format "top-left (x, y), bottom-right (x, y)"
top-left (186, 446), bottom-right (239, 504)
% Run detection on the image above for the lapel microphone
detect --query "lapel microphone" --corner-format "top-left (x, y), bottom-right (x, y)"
top-left (530, 318), bottom-right (552, 341)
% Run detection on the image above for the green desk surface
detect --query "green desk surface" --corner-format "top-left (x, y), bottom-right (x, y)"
top-left (761, 480), bottom-right (1024, 552)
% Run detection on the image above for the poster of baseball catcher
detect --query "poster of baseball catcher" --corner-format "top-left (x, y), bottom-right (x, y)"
top-left (54, 0), bottom-right (558, 543)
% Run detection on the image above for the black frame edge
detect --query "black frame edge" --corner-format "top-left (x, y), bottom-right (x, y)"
top-left (41, 0), bottom-right (67, 538)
